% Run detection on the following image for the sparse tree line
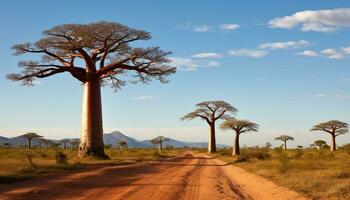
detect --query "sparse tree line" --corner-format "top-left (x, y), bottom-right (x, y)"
top-left (182, 100), bottom-right (349, 156)
top-left (1, 132), bottom-right (81, 150)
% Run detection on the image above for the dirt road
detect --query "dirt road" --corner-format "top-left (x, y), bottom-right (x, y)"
top-left (0, 153), bottom-right (308, 200)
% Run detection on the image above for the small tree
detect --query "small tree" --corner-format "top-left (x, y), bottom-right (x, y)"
top-left (38, 138), bottom-right (46, 149)
top-left (220, 119), bottom-right (259, 156)
top-left (275, 135), bottom-right (294, 150)
top-left (60, 139), bottom-right (70, 150)
top-left (310, 120), bottom-right (348, 151)
top-left (181, 101), bottom-right (237, 153)
top-left (116, 141), bottom-right (128, 156)
top-left (8, 21), bottom-right (176, 158)
top-left (313, 140), bottom-right (327, 150)
top-left (70, 139), bottom-right (80, 150)
top-left (150, 136), bottom-right (169, 152)
top-left (21, 133), bottom-right (42, 149)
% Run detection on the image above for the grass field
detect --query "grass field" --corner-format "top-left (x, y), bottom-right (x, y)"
top-left (214, 147), bottom-right (350, 200)
top-left (0, 147), bottom-right (182, 184)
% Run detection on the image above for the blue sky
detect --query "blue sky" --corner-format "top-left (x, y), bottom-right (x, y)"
top-left (1, 0), bottom-right (350, 147)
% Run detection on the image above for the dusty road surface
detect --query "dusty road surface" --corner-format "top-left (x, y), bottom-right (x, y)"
top-left (0, 153), bottom-right (308, 200)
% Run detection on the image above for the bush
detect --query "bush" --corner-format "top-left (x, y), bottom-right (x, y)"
top-left (277, 153), bottom-right (290, 174)
top-left (240, 147), bottom-right (270, 160)
top-left (55, 151), bottom-right (68, 164)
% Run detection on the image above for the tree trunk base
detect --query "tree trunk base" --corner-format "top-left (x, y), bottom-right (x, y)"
top-left (78, 144), bottom-right (108, 159)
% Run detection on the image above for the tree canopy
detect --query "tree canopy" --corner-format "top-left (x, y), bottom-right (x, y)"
top-left (220, 119), bottom-right (259, 134)
top-left (181, 100), bottom-right (237, 124)
top-left (8, 21), bottom-right (176, 90)
top-left (21, 132), bottom-right (42, 140)
top-left (275, 135), bottom-right (294, 142)
top-left (310, 120), bottom-right (348, 137)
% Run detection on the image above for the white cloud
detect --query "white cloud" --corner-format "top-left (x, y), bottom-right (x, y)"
top-left (219, 23), bottom-right (240, 31)
top-left (268, 8), bottom-right (350, 32)
top-left (297, 50), bottom-right (318, 57)
top-left (343, 47), bottom-right (350, 54)
top-left (132, 96), bottom-right (154, 100)
top-left (228, 49), bottom-right (269, 58)
top-left (194, 25), bottom-right (211, 32)
top-left (259, 40), bottom-right (311, 50)
top-left (169, 57), bottom-right (220, 71)
top-left (321, 48), bottom-right (343, 59)
top-left (169, 57), bottom-right (198, 71)
top-left (178, 22), bottom-right (239, 32)
top-left (191, 52), bottom-right (222, 58)
top-left (205, 61), bottom-right (220, 67)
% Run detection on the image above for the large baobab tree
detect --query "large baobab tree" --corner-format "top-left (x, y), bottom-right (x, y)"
top-left (21, 133), bottom-right (42, 149)
top-left (181, 101), bottom-right (237, 153)
top-left (275, 135), bottom-right (294, 150)
top-left (150, 136), bottom-right (169, 152)
top-left (220, 119), bottom-right (259, 156)
top-left (310, 120), bottom-right (348, 151)
top-left (8, 21), bottom-right (176, 158)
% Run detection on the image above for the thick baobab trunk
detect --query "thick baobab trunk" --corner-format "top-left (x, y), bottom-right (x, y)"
top-left (232, 131), bottom-right (240, 156)
top-left (78, 78), bottom-right (106, 158)
top-left (330, 135), bottom-right (336, 151)
top-left (208, 123), bottom-right (216, 153)
top-left (284, 141), bottom-right (287, 150)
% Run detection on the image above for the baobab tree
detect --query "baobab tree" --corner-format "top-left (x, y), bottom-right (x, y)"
top-left (181, 101), bottom-right (237, 153)
top-left (21, 133), bottom-right (42, 149)
top-left (8, 21), bottom-right (176, 158)
top-left (220, 119), bottom-right (259, 156)
top-left (310, 120), bottom-right (348, 151)
top-left (60, 139), bottom-right (70, 150)
top-left (313, 140), bottom-right (327, 150)
top-left (275, 135), bottom-right (294, 150)
top-left (70, 139), bottom-right (80, 150)
top-left (151, 136), bottom-right (169, 152)
top-left (117, 141), bottom-right (128, 156)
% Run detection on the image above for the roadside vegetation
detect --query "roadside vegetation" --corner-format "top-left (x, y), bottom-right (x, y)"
top-left (213, 145), bottom-right (350, 200)
top-left (0, 146), bottom-right (182, 184)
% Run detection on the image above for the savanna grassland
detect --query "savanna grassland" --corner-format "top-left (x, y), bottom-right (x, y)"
top-left (0, 147), bottom-right (182, 184)
top-left (214, 146), bottom-right (350, 200)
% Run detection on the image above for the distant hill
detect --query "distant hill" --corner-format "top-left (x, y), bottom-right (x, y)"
top-left (0, 131), bottom-right (229, 148)
top-left (0, 136), bottom-right (9, 144)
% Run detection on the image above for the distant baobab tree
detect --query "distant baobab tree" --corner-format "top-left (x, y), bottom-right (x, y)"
top-left (117, 141), bottom-right (128, 156)
top-left (60, 139), bottom-right (70, 150)
top-left (70, 139), bottom-right (80, 150)
top-left (220, 119), bottom-right (259, 156)
top-left (275, 135), bottom-right (294, 150)
top-left (8, 21), bottom-right (176, 158)
top-left (21, 133), bottom-right (42, 149)
top-left (181, 101), bottom-right (237, 153)
top-left (313, 140), bottom-right (327, 150)
top-left (151, 136), bottom-right (169, 152)
top-left (310, 120), bottom-right (348, 151)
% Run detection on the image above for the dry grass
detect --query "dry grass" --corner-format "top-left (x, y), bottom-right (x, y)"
top-left (0, 147), bottom-right (182, 184)
top-left (215, 147), bottom-right (350, 200)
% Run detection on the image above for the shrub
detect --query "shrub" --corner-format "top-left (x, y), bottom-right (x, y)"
top-left (240, 147), bottom-right (270, 160)
top-left (25, 153), bottom-right (37, 169)
top-left (55, 151), bottom-right (68, 164)
top-left (277, 153), bottom-right (290, 174)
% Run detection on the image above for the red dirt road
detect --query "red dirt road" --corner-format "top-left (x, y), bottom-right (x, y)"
top-left (0, 153), bottom-right (308, 200)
